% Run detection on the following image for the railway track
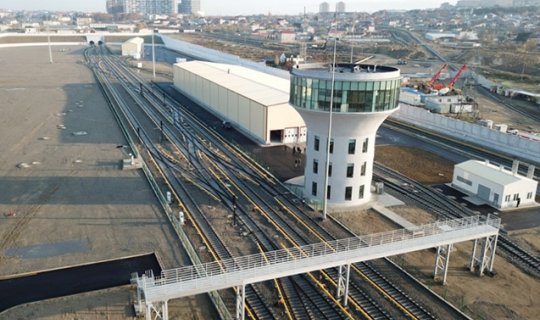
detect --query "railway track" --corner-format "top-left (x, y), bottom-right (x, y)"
top-left (86, 45), bottom-right (487, 319)
top-left (86, 46), bottom-right (278, 320)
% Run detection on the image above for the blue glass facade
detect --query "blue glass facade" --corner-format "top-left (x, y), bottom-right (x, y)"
top-left (289, 73), bottom-right (401, 113)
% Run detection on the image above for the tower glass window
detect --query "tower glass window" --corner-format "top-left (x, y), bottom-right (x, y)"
top-left (359, 185), bottom-right (365, 199)
top-left (328, 163), bottom-right (332, 177)
top-left (312, 182), bottom-right (317, 196)
top-left (361, 162), bottom-right (367, 176)
top-left (313, 159), bottom-right (319, 174)
top-left (327, 185), bottom-right (331, 199)
top-left (345, 187), bottom-right (352, 200)
top-left (329, 139), bottom-right (334, 154)
top-left (346, 164), bottom-right (354, 178)
top-left (314, 136), bottom-right (320, 151)
top-left (362, 138), bottom-right (369, 153)
top-left (348, 139), bottom-right (356, 154)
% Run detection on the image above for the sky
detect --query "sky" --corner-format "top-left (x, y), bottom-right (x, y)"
top-left (0, 0), bottom-right (458, 16)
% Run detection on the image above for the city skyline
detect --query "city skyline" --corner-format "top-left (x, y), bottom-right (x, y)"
top-left (1, 0), bottom-right (458, 15)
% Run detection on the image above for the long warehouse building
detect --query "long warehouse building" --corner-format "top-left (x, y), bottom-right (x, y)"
top-left (173, 61), bottom-right (306, 145)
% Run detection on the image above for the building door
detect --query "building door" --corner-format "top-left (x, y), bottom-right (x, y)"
top-left (283, 127), bottom-right (299, 144)
top-left (477, 184), bottom-right (491, 201)
top-left (298, 127), bottom-right (307, 142)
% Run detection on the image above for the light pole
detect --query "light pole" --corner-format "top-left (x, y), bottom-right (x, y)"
top-left (322, 37), bottom-right (337, 220)
top-left (47, 23), bottom-right (53, 64)
top-left (152, 28), bottom-right (158, 78)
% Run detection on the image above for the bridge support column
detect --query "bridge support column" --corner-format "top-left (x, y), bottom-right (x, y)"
top-left (236, 284), bottom-right (246, 320)
top-left (145, 300), bottom-right (168, 320)
top-left (336, 263), bottom-right (351, 306)
top-left (434, 244), bottom-right (452, 284)
top-left (470, 234), bottom-right (498, 276)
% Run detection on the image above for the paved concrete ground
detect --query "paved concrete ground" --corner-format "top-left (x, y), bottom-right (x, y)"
top-left (0, 46), bottom-right (214, 319)
top-left (433, 184), bottom-right (540, 231)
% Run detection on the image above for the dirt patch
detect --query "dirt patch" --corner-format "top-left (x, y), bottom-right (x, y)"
top-left (388, 206), bottom-right (434, 225)
top-left (508, 227), bottom-right (540, 254)
top-left (375, 145), bottom-right (454, 185)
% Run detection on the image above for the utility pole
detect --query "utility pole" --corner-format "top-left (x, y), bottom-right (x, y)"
top-left (152, 28), bottom-right (157, 78)
top-left (322, 37), bottom-right (337, 221)
top-left (47, 24), bottom-right (53, 64)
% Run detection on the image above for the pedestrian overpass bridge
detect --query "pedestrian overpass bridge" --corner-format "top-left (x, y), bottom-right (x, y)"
top-left (134, 215), bottom-right (500, 320)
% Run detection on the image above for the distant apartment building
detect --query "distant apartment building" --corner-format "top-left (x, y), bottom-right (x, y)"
top-left (106, 0), bottom-right (124, 14)
top-left (76, 17), bottom-right (93, 26)
top-left (319, 2), bottom-right (330, 13)
top-left (123, 0), bottom-right (176, 15)
top-left (514, 0), bottom-right (540, 5)
top-left (179, 0), bottom-right (201, 14)
top-left (456, 0), bottom-right (513, 7)
top-left (336, 1), bottom-right (346, 13)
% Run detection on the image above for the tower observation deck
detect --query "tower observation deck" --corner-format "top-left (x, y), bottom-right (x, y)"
top-left (289, 63), bottom-right (401, 208)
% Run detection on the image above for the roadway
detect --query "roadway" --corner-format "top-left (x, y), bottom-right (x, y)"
top-left (0, 254), bottom-right (160, 312)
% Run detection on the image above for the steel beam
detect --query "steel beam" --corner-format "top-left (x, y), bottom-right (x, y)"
top-left (236, 284), bottom-right (246, 320)
top-left (145, 300), bottom-right (168, 320)
top-left (336, 263), bottom-right (351, 306)
top-left (470, 235), bottom-right (498, 276)
top-left (434, 244), bottom-right (452, 284)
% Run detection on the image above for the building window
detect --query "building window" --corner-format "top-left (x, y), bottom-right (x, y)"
top-left (329, 139), bottom-right (334, 154)
top-left (312, 182), bottom-right (317, 196)
top-left (493, 193), bottom-right (499, 204)
top-left (359, 185), bottom-right (365, 199)
top-left (527, 192), bottom-right (533, 200)
top-left (345, 186), bottom-right (352, 201)
top-left (505, 195), bottom-right (511, 202)
top-left (314, 136), bottom-right (320, 151)
top-left (362, 138), bottom-right (369, 153)
top-left (346, 163), bottom-right (354, 178)
top-left (313, 159), bottom-right (319, 174)
top-left (328, 163), bottom-right (332, 177)
top-left (327, 185), bottom-right (331, 199)
top-left (348, 139), bottom-right (356, 154)
top-left (513, 193), bottom-right (519, 201)
top-left (456, 176), bottom-right (472, 186)
top-left (361, 162), bottom-right (367, 176)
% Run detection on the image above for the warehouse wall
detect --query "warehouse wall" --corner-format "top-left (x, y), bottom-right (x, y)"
top-left (173, 65), bottom-right (268, 144)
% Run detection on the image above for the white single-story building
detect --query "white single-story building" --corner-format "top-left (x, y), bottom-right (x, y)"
top-left (173, 61), bottom-right (306, 145)
top-left (425, 95), bottom-right (472, 114)
top-left (452, 160), bottom-right (537, 209)
top-left (121, 37), bottom-right (144, 59)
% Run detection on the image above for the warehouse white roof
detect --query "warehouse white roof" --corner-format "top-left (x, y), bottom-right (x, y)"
top-left (456, 160), bottom-right (533, 185)
top-left (124, 37), bottom-right (144, 45)
top-left (175, 61), bottom-right (290, 106)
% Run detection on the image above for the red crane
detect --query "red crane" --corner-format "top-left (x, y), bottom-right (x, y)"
top-left (429, 63), bottom-right (448, 87)
top-left (448, 64), bottom-right (468, 88)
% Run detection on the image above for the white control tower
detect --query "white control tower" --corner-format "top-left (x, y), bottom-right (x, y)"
top-left (289, 63), bottom-right (401, 209)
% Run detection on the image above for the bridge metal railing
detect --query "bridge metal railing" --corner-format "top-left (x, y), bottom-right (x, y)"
top-left (148, 215), bottom-right (500, 288)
